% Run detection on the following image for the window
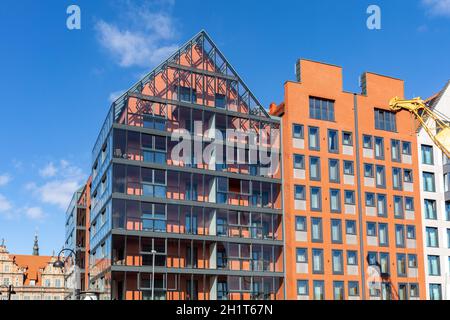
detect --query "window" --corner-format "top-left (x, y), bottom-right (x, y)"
top-left (375, 108), bottom-right (397, 132)
top-left (421, 145), bottom-right (434, 165)
top-left (394, 196), bottom-right (404, 219)
top-left (309, 97), bottom-right (335, 122)
top-left (428, 256), bottom-right (441, 276)
top-left (348, 282), bottom-right (359, 297)
top-left (344, 190), bottom-right (355, 205)
top-left (309, 157), bottom-right (321, 180)
top-left (347, 251), bottom-right (358, 265)
top-left (402, 141), bottom-right (411, 155)
top-left (405, 197), bottom-right (414, 211)
top-left (55, 279), bottom-right (61, 288)
top-left (407, 225), bottom-right (416, 239)
top-left (380, 253), bottom-right (390, 275)
top-left (293, 124), bottom-right (304, 139)
top-left (363, 135), bottom-right (373, 149)
top-left (312, 249), bottom-right (324, 274)
top-left (423, 172), bottom-right (436, 192)
top-left (367, 252), bottom-right (377, 265)
top-left (410, 284), bottom-right (419, 298)
top-left (215, 93), bottom-right (226, 108)
top-left (328, 129), bottom-right (339, 153)
top-left (377, 194), bottom-right (387, 217)
top-left (378, 223), bottom-right (389, 246)
top-left (447, 229), bottom-right (450, 248)
top-left (424, 199), bottom-right (437, 220)
top-left (332, 250), bottom-right (344, 274)
top-left (310, 187), bottom-right (322, 211)
top-left (346, 220), bottom-right (356, 235)
top-left (391, 139), bottom-right (401, 162)
top-left (296, 248), bottom-right (308, 263)
top-left (331, 219), bottom-right (342, 243)
top-left (293, 154), bottom-right (305, 169)
top-left (364, 163), bottom-right (374, 178)
top-left (365, 192), bottom-right (375, 207)
top-left (297, 280), bottom-right (308, 296)
top-left (395, 225), bottom-right (405, 247)
top-left (308, 127), bottom-right (320, 151)
top-left (313, 280), bottom-right (325, 300)
top-left (367, 222), bottom-right (377, 237)
top-left (374, 137), bottom-right (384, 159)
top-left (330, 189), bottom-right (341, 213)
top-left (397, 254), bottom-right (407, 276)
top-left (445, 173), bottom-right (450, 192)
top-left (311, 218), bottom-right (323, 242)
top-left (294, 185), bottom-right (306, 200)
top-left (403, 169), bottom-right (413, 183)
top-left (446, 201), bottom-right (450, 221)
top-left (429, 284), bottom-right (442, 300)
top-left (392, 167), bottom-right (402, 190)
top-left (295, 216), bottom-right (306, 231)
top-left (343, 161), bottom-right (354, 175)
top-left (342, 132), bottom-right (353, 146)
top-left (333, 281), bottom-right (344, 300)
top-left (178, 86), bottom-right (196, 103)
top-left (376, 165), bottom-right (386, 187)
top-left (217, 282), bottom-right (228, 300)
top-left (329, 159), bottom-right (340, 183)
top-left (408, 254), bottom-right (418, 269)
top-left (426, 227), bottom-right (439, 247)
top-left (398, 283), bottom-right (407, 300)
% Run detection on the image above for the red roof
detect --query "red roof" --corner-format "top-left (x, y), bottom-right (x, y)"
top-left (13, 255), bottom-right (53, 286)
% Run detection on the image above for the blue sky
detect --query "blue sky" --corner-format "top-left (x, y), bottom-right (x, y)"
top-left (0, 0), bottom-right (449, 255)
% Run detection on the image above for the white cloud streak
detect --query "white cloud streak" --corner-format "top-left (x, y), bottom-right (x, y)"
top-left (422, 0), bottom-right (450, 17)
top-left (0, 174), bottom-right (11, 187)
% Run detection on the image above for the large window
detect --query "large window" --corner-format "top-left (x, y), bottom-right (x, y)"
top-left (424, 199), bottom-right (437, 220)
top-left (333, 281), bottom-right (344, 300)
top-left (395, 225), bottom-right (405, 248)
top-left (394, 196), bottom-right (404, 219)
top-left (429, 284), bottom-right (442, 300)
top-left (426, 227), bottom-right (439, 247)
top-left (295, 216), bottom-right (307, 231)
top-left (311, 217), bottom-right (323, 242)
top-left (309, 97), bottom-right (335, 122)
top-left (332, 250), bottom-right (344, 274)
top-left (297, 280), bottom-right (308, 296)
top-left (330, 189), bottom-right (341, 213)
top-left (375, 108), bottom-right (397, 132)
top-left (310, 187), bottom-right (322, 211)
top-left (309, 157), bottom-right (321, 180)
top-left (421, 145), bottom-right (434, 165)
top-left (308, 127), bottom-right (320, 151)
top-left (313, 280), bottom-right (325, 300)
top-left (331, 219), bottom-right (342, 243)
top-left (329, 159), bottom-right (340, 183)
top-left (392, 167), bottom-right (402, 190)
top-left (293, 124), bottom-right (304, 139)
top-left (428, 256), bottom-right (441, 276)
top-left (374, 137), bottom-right (384, 159)
top-left (378, 223), bottom-right (389, 246)
top-left (328, 129), bottom-right (339, 153)
top-left (397, 254), bottom-right (407, 277)
top-left (377, 194), bottom-right (387, 217)
top-left (294, 154), bottom-right (305, 169)
top-left (294, 185), bottom-right (306, 200)
top-left (423, 172), bottom-right (436, 192)
top-left (312, 249), bottom-right (324, 274)
top-left (376, 165), bottom-right (386, 187)
top-left (391, 139), bottom-right (401, 162)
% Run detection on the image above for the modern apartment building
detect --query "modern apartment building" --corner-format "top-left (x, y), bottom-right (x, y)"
top-left (270, 59), bottom-right (426, 300)
top-left (64, 177), bottom-right (92, 297)
top-left (417, 81), bottom-right (450, 300)
top-left (88, 31), bottom-right (284, 300)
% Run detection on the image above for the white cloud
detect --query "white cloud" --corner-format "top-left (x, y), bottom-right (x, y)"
top-left (0, 174), bottom-right (11, 187)
top-left (423, 0), bottom-right (450, 16)
top-left (95, 1), bottom-right (178, 68)
top-left (39, 162), bottom-right (58, 178)
top-left (109, 89), bottom-right (126, 102)
top-left (25, 207), bottom-right (45, 220)
top-left (0, 194), bottom-right (12, 213)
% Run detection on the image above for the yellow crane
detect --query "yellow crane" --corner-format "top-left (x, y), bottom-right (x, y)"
top-left (389, 96), bottom-right (450, 158)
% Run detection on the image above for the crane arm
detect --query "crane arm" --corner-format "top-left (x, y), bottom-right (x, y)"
top-left (389, 97), bottom-right (450, 159)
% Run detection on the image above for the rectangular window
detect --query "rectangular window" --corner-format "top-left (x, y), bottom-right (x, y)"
top-left (367, 222), bottom-right (377, 237)
top-left (295, 216), bottom-right (307, 231)
top-left (330, 189), bottom-right (341, 213)
top-left (312, 249), bottom-right (324, 274)
top-left (215, 93), bottom-right (226, 108)
top-left (343, 161), bottom-right (354, 175)
top-left (447, 229), bottom-right (450, 248)
top-left (374, 137), bottom-right (384, 159)
top-left (429, 284), bottom-right (442, 300)
top-left (309, 97), bottom-right (335, 122)
top-left (328, 129), bottom-right (339, 153)
top-left (408, 254), bottom-right (418, 268)
top-left (391, 139), bottom-right (401, 162)
top-left (375, 108), bottom-right (397, 132)
top-left (331, 219), bottom-right (342, 243)
top-left (348, 282), bottom-right (359, 297)
top-left (405, 197), bottom-right (414, 211)
top-left (426, 227), bottom-right (439, 247)
top-left (402, 141), bottom-right (411, 155)
top-left (293, 154), bottom-right (305, 169)
top-left (407, 225), bottom-right (416, 239)
top-left (333, 281), bottom-right (344, 300)
top-left (294, 185), bottom-right (306, 200)
top-left (344, 190), bottom-right (355, 205)
top-left (329, 159), bottom-right (340, 183)
top-left (392, 167), bottom-right (402, 190)
top-left (376, 165), bottom-right (386, 187)
top-left (428, 256), bottom-right (441, 276)
top-left (444, 173), bottom-right (450, 192)
top-left (395, 225), bottom-right (405, 248)
top-left (347, 251), bottom-right (358, 265)
top-left (367, 252), bottom-right (377, 265)
top-left (342, 132), bottom-right (353, 146)
top-left (409, 284), bottom-right (419, 298)
top-left (423, 172), bottom-right (436, 192)
top-left (380, 253), bottom-right (390, 274)
top-left (346, 220), bottom-right (356, 235)
top-left (364, 163), bottom-right (374, 178)
top-left (308, 127), bottom-right (320, 151)
top-left (309, 157), bottom-right (321, 180)
top-left (310, 187), bottom-right (322, 211)
top-left (403, 169), bottom-right (413, 183)
top-left (424, 199), bottom-right (437, 220)
top-left (421, 145), bottom-right (434, 165)
top-left (296, 248), bottom-right (308, 263)
top-left (378, 223), bottom-right (389, 246)
top-left (377, 194), bottom-right (387, 217)
top-left (293, 124), bottom-right (304, 139)
top-left (363, 135), bottom-right (373, 149)
top-left (332, 250), bottom-right (344, 274)
top-left (311, 217), bottom-right (323, 242)
top-left (397, 254), bottom-right (407, 276)
top-left (394, 196), bottom-right (404, 219)
top-left (365, 192), bottom-right (375, 207)
top-left (297, 280), bottom-right (308, 296)
top-left (313, 280), bottom-right (325, 300)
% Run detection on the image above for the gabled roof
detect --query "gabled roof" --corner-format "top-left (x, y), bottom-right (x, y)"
top-left (426, 80), bottom-right (450, 111)
top-left (13, 255), bottom-right (54, 286)
top-left (110, 30), bottom-right (270, 121)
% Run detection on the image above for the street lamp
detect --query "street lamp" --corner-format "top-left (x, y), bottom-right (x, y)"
top-left (0, 285), bottom-right (16, 301)
top-left (53, 248), bottom-right (80, 300)
top-left (151, 249), bottom-right (157, 300)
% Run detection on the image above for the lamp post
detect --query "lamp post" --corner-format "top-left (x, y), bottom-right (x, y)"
top-left (53, 248), bottom-right (80, 300)
top-left (151, 249), bottom-right (157, 300)
top-left (0, 285), bottom-right (16, 300)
